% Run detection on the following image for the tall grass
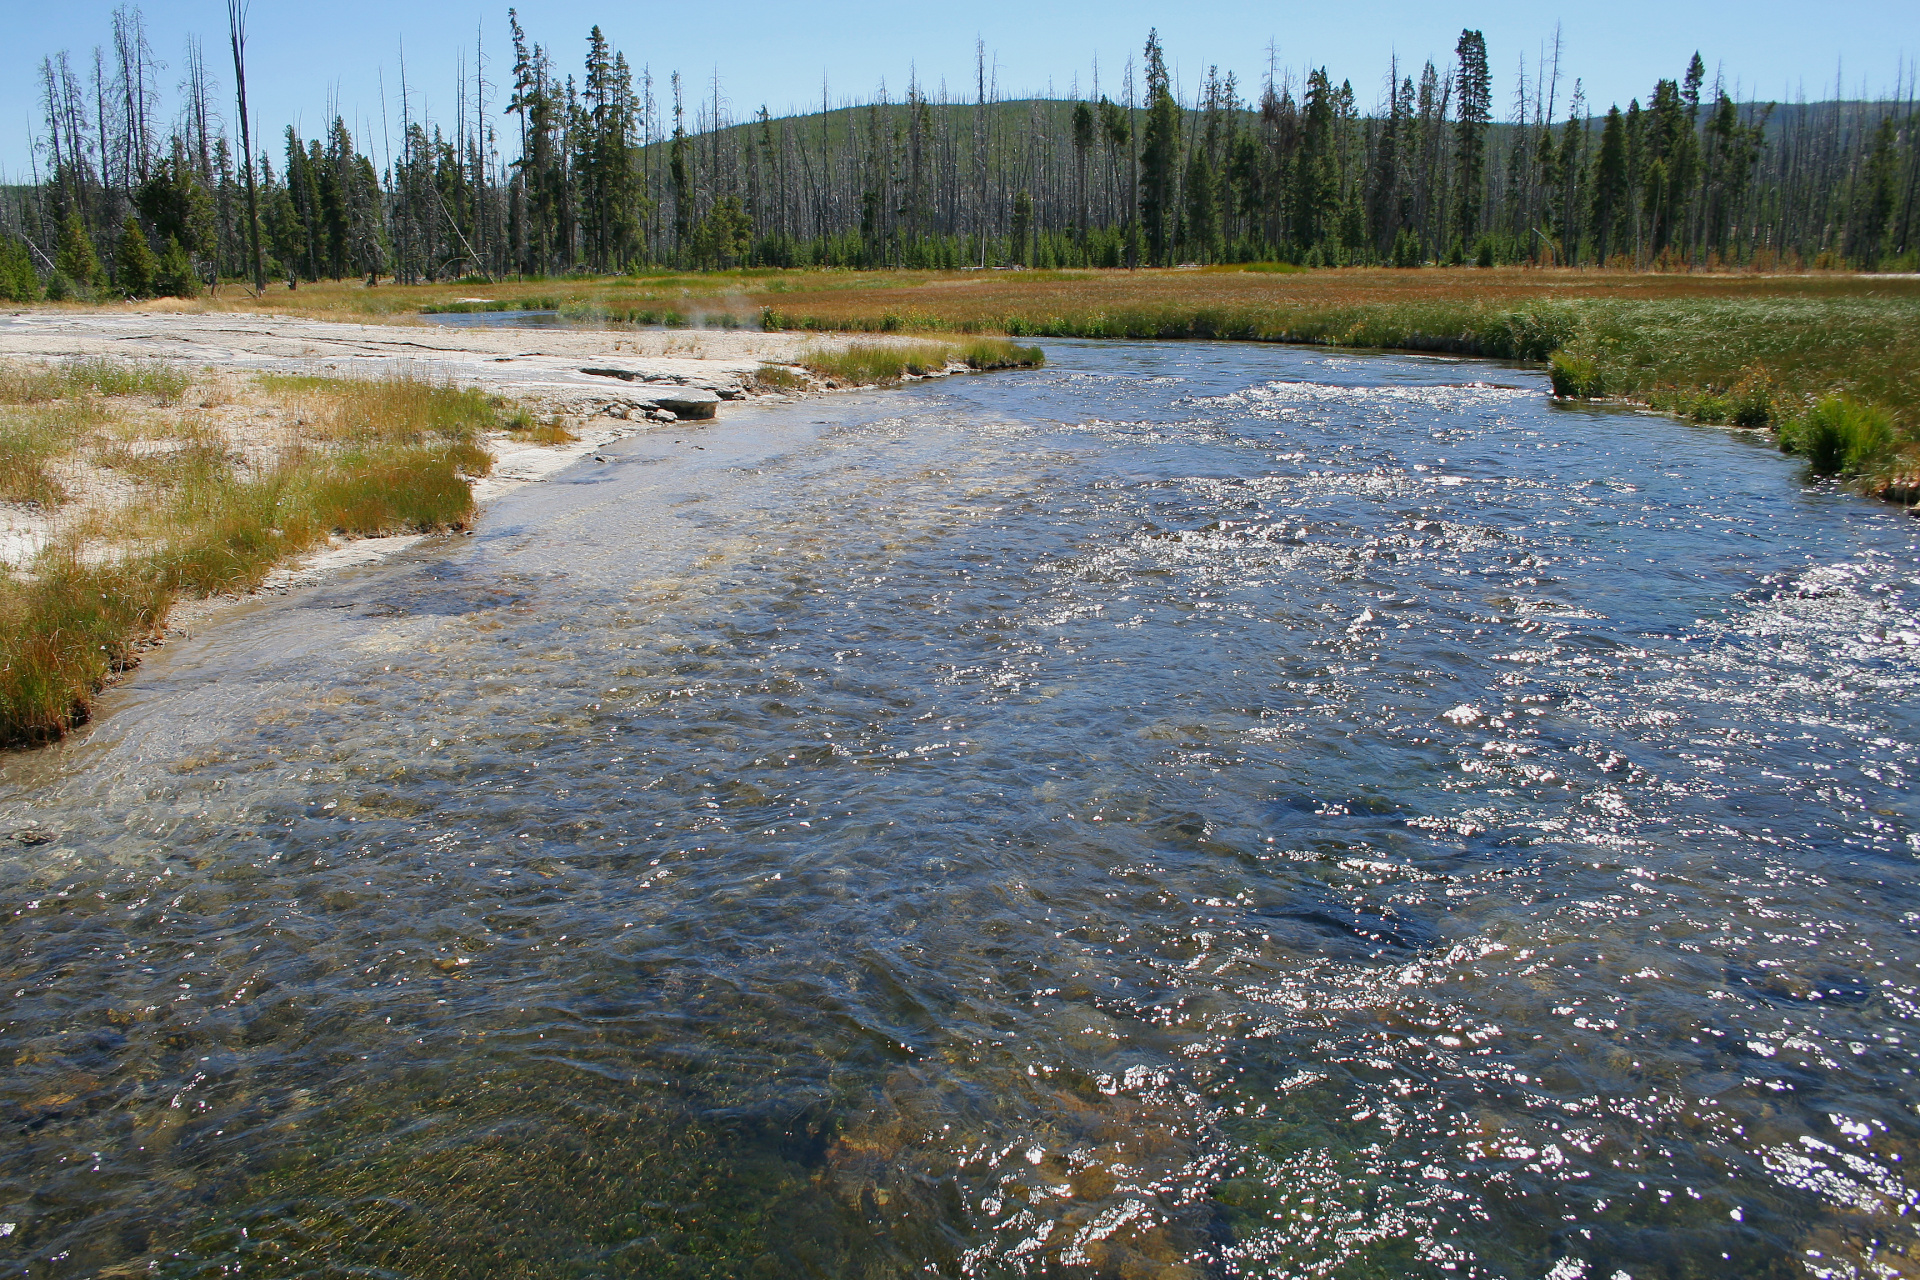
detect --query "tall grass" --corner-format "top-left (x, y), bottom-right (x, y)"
top-left (0, 358), bottom-right (188, 405)
top-left (0, 555), bottom-right (170, 746)
top-left (795, 337), bottom-right (1044, 385)
top-left (0, 400), bottom-right (99, 506)
top-left (0, 366), bottom-right (516, 744)
top-left (1778, 397), bottom-right (1898, 477)
top-left (256, 372), bottom-right (498, 472)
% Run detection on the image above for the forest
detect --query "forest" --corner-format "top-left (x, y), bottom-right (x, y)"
top-left (3, 6), bottom-right (1918, 299)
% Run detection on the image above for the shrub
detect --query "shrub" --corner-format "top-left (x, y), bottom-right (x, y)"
top-left (1688, 393), bottom-right (1733, 423)
top-left (1780, 396), bottom-right (1897, 476)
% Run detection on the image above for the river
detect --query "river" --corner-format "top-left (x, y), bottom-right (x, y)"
top-left (3, 338), bottom-right (1917, 1279)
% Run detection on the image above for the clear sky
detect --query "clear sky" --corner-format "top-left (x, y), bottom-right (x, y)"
top-left (6, 0), bottom-right (1916, 179)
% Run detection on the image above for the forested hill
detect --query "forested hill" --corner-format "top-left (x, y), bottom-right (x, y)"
top-left (5, 9), bottom-right (1916, 299)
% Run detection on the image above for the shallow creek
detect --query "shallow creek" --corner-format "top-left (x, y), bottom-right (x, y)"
top-left (3, 339), bottom-right (1918, 1279)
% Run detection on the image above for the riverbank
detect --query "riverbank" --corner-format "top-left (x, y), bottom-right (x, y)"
top-left (0, 314), bottom-right (1042, 745)
top-left (134, 266), bottom-right (1920, 494)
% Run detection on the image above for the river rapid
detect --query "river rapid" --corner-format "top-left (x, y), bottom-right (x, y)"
top-left (3, 339), bottom-right (1918, 1279)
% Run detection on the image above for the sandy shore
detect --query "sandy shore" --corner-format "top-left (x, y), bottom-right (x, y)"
top-left (0, 310), bottom-right (851, 634)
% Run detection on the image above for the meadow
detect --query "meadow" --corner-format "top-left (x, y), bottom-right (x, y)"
top-left (142, 265), bottom-right (1920, 489)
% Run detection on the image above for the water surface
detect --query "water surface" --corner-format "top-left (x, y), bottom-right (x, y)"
top-left (3, 339), bottom-right (1918, 1279)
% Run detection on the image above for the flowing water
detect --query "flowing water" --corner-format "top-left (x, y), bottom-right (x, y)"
top-left (3, 340), bottom-right (1919, 1280)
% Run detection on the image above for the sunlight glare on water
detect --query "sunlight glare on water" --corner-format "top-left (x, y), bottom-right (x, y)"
top-left (2, 339), bottom-right (1918, 1279)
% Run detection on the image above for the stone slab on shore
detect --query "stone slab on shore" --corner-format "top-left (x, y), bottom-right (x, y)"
top-left (0, 309), bottom-right (823, 416)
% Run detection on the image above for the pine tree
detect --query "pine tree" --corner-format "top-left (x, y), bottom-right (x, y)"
top-left (116, 216), bottom-right (157, 297)
top-left (1453, 30), bottom-right (1491, 248)
top-left (55, 211), bottom-right (100, 287)
top-left (0, 238), bottom-right (42, 302)
top-left (1293, 70), bottom-right (1339, 253)
top-left (1010, 189), bottom-right (1034, 264)
top-left (154, 235), bottom-right (199, 297)
top-left (1848, 116), bottom-right (1900, 267)
top-left (1591, 106), bottom-right (1629, 263)
top-left (1138, 30), bottom-right (1180, 266)
top-left (1183, 147), bottom-right (1218, 262)
top-left (1071, 101), bottom-right (1095, 237)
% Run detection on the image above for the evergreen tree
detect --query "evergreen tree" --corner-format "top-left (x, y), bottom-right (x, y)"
top-left (0, 238), bottom-right (42, 302)
top-left (1453, 30), bottom-right (1491, 246)
top-left (116, 216), bottom-right (157, 297)
top-left (1591, 105), bottom-right (1630, 263)
top-left (1847, 116), bottom-right (1900, 268)
top-left (1183, 147), bottom-right (1219, 262)
top-left (692, 195), bottom-right (751, 268)
top-left (1010, 189), bottom-right (1034, 264)
top-left (1292, 70), bottom-right (1339, 252)
top-left (55, 211), bottom-right (100, 287)
top-left (1138, 30), bottom-right (1180, 266)
top-left (154, 235), bottom-right (199, 297)
top-left (1071, 101), bottom-right (1095, 236)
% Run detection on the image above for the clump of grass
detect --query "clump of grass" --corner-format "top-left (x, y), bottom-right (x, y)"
top-left (0, 554), bottom-right (171, 746)
top-left (1548, 350), bottom-right (1604, 399)
top-left (751, 363), bottom-right (806, 390)
top-left (1779, 396), bottom-right (1898, 477)
top-left (500, 406), bottom-right (577, 444)
top-left (0, 400), bottom-right (100, 505)
top-left (958, 338), bottom-right (1045, 370)
top-left (0, 359), bottom-right (188, 406)
top-left (66, 358), bottom-right (189, 404)
top-left (143, 441), bottom-right (479, 597)
top-left (256, 372), bottom-right (497, 475)
top-left (303, 446), bottom-right (477, 538)
top-left (150, 467), bottom-right (313, 595)
top-left (0, 368), bottom-right (515, 745)
top-left (95, 418), bottom-right (230, 486)
top-left (1729, 367), bottom-right (1776, 429)
top-left (797, 338), bottom-right (1044, 386)
top-left (798, 342), bottom-right (949, 385)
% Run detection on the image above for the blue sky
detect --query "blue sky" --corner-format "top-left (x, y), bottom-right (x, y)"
top-left (6, 0), bottom-right (1915, 179)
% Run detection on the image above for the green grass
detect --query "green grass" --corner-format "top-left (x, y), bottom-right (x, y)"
top-left (0, 358), bottom-right (188, 405)
top-left (0, 400), bottom-right (99, 506)
top-left (751, 363), bottom-right (806, 390)
top-left (795, 337), bottom-right (1044, 386)
top-left (0, 555), bottom-right (170, 747)
top-left (1779, 396), bottom-right (1897, 478)
top-left (0, 366), bottom-right (527, 745)
top-left (500, 405), bottom-right (579, 444)
top-left (1540, 298), bottom-right (1920, 490)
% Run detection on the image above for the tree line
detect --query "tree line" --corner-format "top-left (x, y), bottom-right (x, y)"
top-left (4, 7), bottom-right (1917, 300)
